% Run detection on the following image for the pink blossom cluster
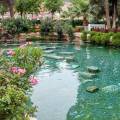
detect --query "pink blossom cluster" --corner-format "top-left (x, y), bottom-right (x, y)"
top-left (29, 75), bottom-right (39, 85)
top-left (7, 49), bottom-right (16, 56)
top-left (11, 67), bottom-right (26, 76)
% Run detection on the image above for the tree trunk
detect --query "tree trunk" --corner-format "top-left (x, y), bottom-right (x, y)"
top-left (104, 0), bottom-right (111, 29)
top-left (9, 5), bottom-right (14, 17)
top-left (112, 4), bottom-right (116, 29)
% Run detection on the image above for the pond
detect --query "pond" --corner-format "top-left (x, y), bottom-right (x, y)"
top-left (2, 42), bottom-right (120, 120)
top-left (31, 42), bottom-right (120, 120)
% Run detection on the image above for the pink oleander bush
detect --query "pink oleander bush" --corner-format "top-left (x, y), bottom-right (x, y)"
top-left (0, 43), bottom-right (43, 120)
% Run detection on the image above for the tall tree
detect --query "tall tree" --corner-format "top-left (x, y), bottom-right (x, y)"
top-left (0, 0), bottom-right (14, 17)
top-left (44, 0), bottom-right (63, 19)
top-left (104, 0), bottom-right (111, 29)
top-left (15, 0), bottom-right (41, 17)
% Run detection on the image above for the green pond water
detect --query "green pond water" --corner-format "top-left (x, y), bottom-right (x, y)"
top-left (2, 42), bottom-right (120, 120)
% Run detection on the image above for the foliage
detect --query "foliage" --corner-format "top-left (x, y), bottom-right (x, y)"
top-left (0, 44), bottom-right (43, 120)
top-left (0, 4), bottom-right (7, 18)
top-left (82, 31), bottom-right (112, 46)
top-left (81, 32), bottom-right (87, 41)
top-left (54, 21), bottom-right (64, 41)
top-left (15, 0), bottom-right (41, 17)
top-left (111, 33), bottom-right (120, 47)
top-left (1, 18), bottom-right (32, 35)
top-left (64, 23), bottom-right (75, 41)
top-left (70, 0), bottom-right (89, 18)
top-left (40, 18), bottom-right (54, 36)
top-left (44, 0), bottom-right (63, 18)
top-left (14, 46), bottom-right (43, 73)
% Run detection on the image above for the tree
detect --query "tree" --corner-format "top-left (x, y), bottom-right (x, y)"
top-left (15, 0), bottom-right (41, 17)
top-left (104, 0), bottom-right (111, 29)
top-left (0, 4), bottom-right (7, 19)
top-left (44, 0), bottom-right (63, 19)
top-left (90, 0), bottom-right (119, 29)
top-left (70, 0), bottom-right (89, 20)
top-left (0, 0), bottom-right (14, 17)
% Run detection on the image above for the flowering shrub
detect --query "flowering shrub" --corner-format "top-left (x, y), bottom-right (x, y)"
top-left (0, 43), bottom-right (43, 120)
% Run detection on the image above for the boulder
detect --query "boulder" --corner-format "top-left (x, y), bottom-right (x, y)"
top-left (86, 86), bottom-right (99, 93)
top-left (87, 66), bottom-right (100, 73)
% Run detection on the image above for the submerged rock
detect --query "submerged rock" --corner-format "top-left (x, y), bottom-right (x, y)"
top-left (65, 56), bottom-right (75, 62)
top-left (59, 52), bottom-right (74, 55)
top-left (43, 55), bottom-right (64, 60)
top-left (71, 64), bottom-right (80, 69)
top-left (102, 85), bottom-right (120, 93)
top-left (44, 50), bottom-right (54, 54)
top-left (87, 66), bottom-right (100, 73)
top-left (86, 86), bottom-right (99, 93)
top-left (79, 72), bottom-right (97, 79)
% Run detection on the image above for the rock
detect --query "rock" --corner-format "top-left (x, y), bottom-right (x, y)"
top-left (87, 66), bottom-right (100, 73)
top-left (81, 79), bottom-right (93, 84)
top-left (86, 86), bottom-right (99, 93)
top-left (79, 72), bottom-right (97, 79)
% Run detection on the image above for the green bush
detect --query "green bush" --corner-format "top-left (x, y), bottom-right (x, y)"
top-left (111, 33), bottom-right (120, 47)
top-left (81, 32), bottom-right (87, 41)
top-left (40, 18), bottom-right (54, 36)
top-left (0, 45), bottom-right (43, 119)
top-left (100, 33), bottom-right (110, 45)
top-left (62, 22), bottom-right (75, 41)
top-left (1, 18), bottom-right (32, 35)
top-left (88, 32), bottom-right (111, 45)
top-left (14, 46), bottom-right (43, 73)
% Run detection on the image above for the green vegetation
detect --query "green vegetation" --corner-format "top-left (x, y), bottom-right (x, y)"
top-left (1, 18), bottom-right (32, 35)
top-left (0, 44), bottom-right (43, 119)
top-left (44, 0), bottom-right (63, 19)
top-left (15, 0), bottom-right (41, 17)
top-left (81, 31), bottom-right (120, 47)
top-left (0, 4), bottom-right (7, 19)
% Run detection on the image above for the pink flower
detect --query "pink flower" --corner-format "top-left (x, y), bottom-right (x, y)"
top-left (11, 67), bottom-right (18, 74)
top-left (29, 76), bottom-right (39, 85)
top-left (11, 67), bottom-right (26, 76)
top-left (18, 68), bottom-right (26, 75)
top-left (7, 49), bottom-right (16, 56)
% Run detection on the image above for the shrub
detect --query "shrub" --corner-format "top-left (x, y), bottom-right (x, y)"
top-left (62, 22), bottom-right (75, 41)
top-left (1, 18), bottom-right (32, 35)
top-left (111, 33), bottom-right (120, 47)
top-left (14, 45), bottom-right (43, 73)
top-left (100, 33), bottom-right (110, 45)
top-left (81, 31), bottom-right (87, 41)
top-left (0, 44), bottom-right (43, 119)
top-left (40, 18), bottom-right (54, 36)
